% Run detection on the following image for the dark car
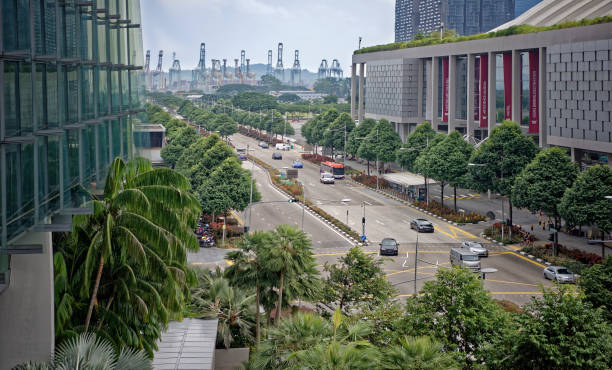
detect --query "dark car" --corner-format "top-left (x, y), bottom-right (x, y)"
top-left (379, 238), bottom-right (399, 256)
top-left (410, 219), bottom-right (434, 233)
top-left (259, 141), bottom-right (269, 149)
top-left (272, 152), bottom-right (283, 160)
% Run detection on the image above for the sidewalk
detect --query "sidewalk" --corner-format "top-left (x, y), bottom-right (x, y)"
top-left (343, 158), bottom-right (607, 257)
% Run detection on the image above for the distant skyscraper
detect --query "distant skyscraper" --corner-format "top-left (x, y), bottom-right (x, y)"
top-left (394, 0), bottom-right (516, 42)
top-left (515, 0), bottom-right (542, 17)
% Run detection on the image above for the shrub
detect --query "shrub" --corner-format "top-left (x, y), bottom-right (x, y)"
top-left (414, 200), bottom-right (486, 224)
top-left (301, 153), bottom-right (333, 165)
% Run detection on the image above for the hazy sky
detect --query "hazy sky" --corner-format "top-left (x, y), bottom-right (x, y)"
top-left (141, 0), bottom-right (395, 73)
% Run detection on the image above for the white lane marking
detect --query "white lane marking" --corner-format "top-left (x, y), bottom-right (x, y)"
top-left (376, 220), bottom-right (385, 226)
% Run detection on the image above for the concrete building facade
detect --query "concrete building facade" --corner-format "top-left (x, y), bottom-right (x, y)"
top-left (394, 0), bottom-right (516, 42)
top-left (352, 22), bottom-right (612, 168)
top-left (0, 0), bottom-right (145, 368)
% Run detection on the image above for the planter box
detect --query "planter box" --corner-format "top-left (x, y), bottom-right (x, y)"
top-left (215, 347), bottom-right (250, 370)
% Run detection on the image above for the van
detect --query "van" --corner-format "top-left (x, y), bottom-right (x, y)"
top-left (275, 143), bottom-right (290, 151)
top-left (450, 248), bottom-right (481, 272)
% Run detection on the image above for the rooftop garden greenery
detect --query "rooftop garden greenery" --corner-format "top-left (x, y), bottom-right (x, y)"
top-left (354, 16), bottom-right (612, 55)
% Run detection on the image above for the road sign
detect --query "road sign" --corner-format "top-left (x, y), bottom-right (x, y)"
top-left (360, 235), bottom-right (366, 242)
top-left (550, 227), bottom-right (558, 233)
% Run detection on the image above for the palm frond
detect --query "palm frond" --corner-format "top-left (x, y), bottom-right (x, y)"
top-left (104, 158), bottom-right (126, 201)
top-left (115, 346), bottom-right (153, 370)
top-left (112, 188), bottom-right (151, 215)
top-left (130, 167), bottom-right (191, 191)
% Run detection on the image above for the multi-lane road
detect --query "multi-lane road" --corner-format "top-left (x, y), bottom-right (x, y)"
top-left (227, 132), bottom-right (552, 305)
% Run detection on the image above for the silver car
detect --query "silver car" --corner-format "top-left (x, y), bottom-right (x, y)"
top-left (543, 266), bottom-right (575, 283)
top-left (461, 241), bottom-right (488, 257)
top-left (320, 172), bottom-right (335, 184)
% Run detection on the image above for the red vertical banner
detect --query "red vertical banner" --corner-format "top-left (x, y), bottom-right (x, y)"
top-left (442, 57), bottom-right (449, 123)
top-left (503, 53), bottom-right (512, 120)
top-left (474, 57), bottom-right (480, 121)
top-left (528, 50), bottom-right (539, 134)
top-left (479, 54), bottom-right (488, 128)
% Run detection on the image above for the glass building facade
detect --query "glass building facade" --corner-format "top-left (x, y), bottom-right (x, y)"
top-left (0, 0), bottom-right (145, 276)
top-left (394, 0), bottom-right (515, 42)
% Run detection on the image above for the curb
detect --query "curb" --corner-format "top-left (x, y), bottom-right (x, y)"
top-left (250, 160), bottom-right (363, 245)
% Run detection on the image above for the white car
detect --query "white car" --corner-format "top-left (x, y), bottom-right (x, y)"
top-left (275, 143), bottom-right (290, 151)
top-left (461, 241), bottom-right (488, 257)
top-left (543, 266), bottom-right (575, 283)
top-left (320, 172), bottom-right (335, 184)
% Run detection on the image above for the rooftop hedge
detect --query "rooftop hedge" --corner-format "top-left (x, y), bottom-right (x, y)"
top-left (354, 16), bottom-right (612, 55)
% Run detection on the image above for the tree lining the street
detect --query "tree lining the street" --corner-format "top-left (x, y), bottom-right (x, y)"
top-left (467, 120), bottom-right (539, 228)
top-left (414, 131), bottom-right (473, 210)
top-left (559, 164), bottom-right (612, 237)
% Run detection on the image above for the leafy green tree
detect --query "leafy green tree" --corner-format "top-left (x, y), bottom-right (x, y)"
top-left (211, 113), bottom-right (238, 138)
top-left (400, 267), bottom-right (509, 365)
top-left (382, 336), bottom-right (459, 370)
top-left (323, 94), bottom-right (339, 104)
top-left (397, 122), bottom-right (438, 171)
top-left (372, 119), bottom-right (402, 167)
top-left (265, 225), bottom-right (319, 323)
top-left (191, 273), bottom-right (255, 349)
top-left (487, 288), bottom-right (612, 369)
top-left (232, 92), bottom-right (279, 111)
top-left (225, 231), bottom-right (276, 343)
top-left (513, 147), bottom-right (579, 251)
top-left (579, 256), bottom-right (612, 319)
top-left (415, 131), bottom-right (473, 210)
top-left (278, 93), bottom-right (301, 103)
top-left (322, 113), bottom-right (355, 158)
top-left (318, 247), bottom-right (395, 315)
top-left (14, 333), bottom-right (152, 370)
top-left (160, 127), bottom-right (198, 168)
top-left (197, 157), bottom-right (259, 217)
top-left (559, 164), bottom-right (612, 236)
top-left (468, 120), bottom-right (539, 227)
top-left (346, 118), bottom-right (375, 159)
top-left (174, 134), bottom-right (220, 178)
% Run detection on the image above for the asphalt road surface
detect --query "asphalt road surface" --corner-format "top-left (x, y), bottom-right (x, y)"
top-left (225, 133), bottom-right (554, 305)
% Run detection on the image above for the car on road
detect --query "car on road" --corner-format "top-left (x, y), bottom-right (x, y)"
top-left (543, 266), bottom-right (576, 283)
top-left (258, 141), bottom-right (269, 149)
top-left (410, 219), bottom-right (434, 233)
top-left (275, 143), bottom-right (290, 151)
top-left (272, 152), bottom-right (283, 160)
top-left (379, 238), bottom-right (399, 256)
top-left (320, 172), bottom-right (335, 184)
top-left (450, 248), bottom-right (481, 272)
top-left (239, 153), bottom-right (247, 160)
top-left (292, 160), bottom-right (303, 168)
top-left (461, 241), bottom-right (488, 257)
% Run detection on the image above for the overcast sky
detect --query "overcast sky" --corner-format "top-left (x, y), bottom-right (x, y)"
top-left (141, 0), bottom-right (395, 73)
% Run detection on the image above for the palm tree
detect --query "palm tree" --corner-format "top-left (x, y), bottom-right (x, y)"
top-left (382, 336), bottom-right (460, 370)
top-left (265, 225), bottom-right (318, 323)
top-left (78, 157), bottom-right (200, 332)
top-left (225, 231), bottom-right (275, 343)
top-left (286, 341), bottom-right (379, 370)
top-left (250, 312), bottom-right (333, 369)
top-left (191, 273), bottom-right (256, 349)
top-left (14, 333), bottom-right (151, 370)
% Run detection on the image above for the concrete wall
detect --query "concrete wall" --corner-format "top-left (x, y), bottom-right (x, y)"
top-left (0, 231), bottom-right (54, 370)
top-left (365, 59), bottom-right (419, 123)
top-left (547, 39), bottom-right (612, 153)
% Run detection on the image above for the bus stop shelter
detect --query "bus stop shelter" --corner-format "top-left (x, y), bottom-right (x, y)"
top-left (382, 172), bottom-right (437, 201)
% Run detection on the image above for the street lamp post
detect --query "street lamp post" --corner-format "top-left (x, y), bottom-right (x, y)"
top-left (414, 228), bottom-right (419, 296)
